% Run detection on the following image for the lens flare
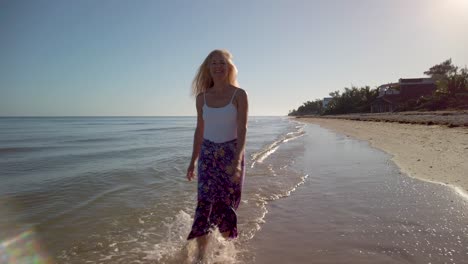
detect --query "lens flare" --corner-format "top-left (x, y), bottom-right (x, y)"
top-left (0, 229), bottom-right (52, 264)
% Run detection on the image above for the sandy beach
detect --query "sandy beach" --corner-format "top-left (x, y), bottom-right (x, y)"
top-left (298, 111), bottom-right (468, 128)
top-left (249, 119), bottom-right (468, 263)
top-left (298, 117), bottom-right (468, 196)
top-left (249, 121), bottom-right (468, 263)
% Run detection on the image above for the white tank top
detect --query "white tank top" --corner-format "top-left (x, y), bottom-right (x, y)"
top-left (202, 89), bottom-right (238, 143)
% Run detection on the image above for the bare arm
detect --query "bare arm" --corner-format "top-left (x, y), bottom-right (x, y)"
top-left (234, 89), bottom-right (248, 164)
top-left (187, 94), bottom-right (204, 181)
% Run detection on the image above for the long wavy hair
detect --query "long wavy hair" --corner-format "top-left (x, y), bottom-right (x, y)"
top-left (191, 49), bottom-right (239, 97)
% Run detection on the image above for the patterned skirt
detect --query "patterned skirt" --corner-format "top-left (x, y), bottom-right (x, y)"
top-left (187, 138), bottom-right (245, 240)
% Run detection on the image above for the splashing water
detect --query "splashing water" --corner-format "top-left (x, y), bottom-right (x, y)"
top-left (149, 211), bottom-right (240, 264)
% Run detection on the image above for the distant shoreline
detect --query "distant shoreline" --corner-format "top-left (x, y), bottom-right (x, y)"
top-left (298, 117), bottom-right (468, 198)
top-left (294, 110), bottom-right (468, 128)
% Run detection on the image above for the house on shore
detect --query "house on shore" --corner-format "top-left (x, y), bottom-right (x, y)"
top-left (371, 78), bottom-right (436, 113)
top-left (322, 97), bottom-right (333, 109)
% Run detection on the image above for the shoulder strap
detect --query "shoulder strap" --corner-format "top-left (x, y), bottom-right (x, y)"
top-left (203, 91), bottom-right (206, 105)
top-left (230, 89), bottom-right (239, 103)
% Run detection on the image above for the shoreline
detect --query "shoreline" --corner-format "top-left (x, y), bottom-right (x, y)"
top-left (250, 121), bottom-right (468, 263)
top-left (297, 117), bottom-right (468, 197)
top-left (295, 110), bottom-right (468, 128)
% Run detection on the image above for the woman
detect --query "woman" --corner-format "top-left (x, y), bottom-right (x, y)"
top-left (186, 49), bottom-right (248, 259)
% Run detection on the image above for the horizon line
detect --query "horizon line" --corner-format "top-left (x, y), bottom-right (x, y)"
top-left (0, 115), bottom-right (287, 118)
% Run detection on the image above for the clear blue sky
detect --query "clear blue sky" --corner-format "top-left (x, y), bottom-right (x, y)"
top-left (1, 0), bottom-right (467, 116)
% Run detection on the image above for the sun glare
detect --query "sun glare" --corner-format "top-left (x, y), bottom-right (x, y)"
top-left (0, 229), bottom-right (52, 263)
top-left (441, 0), bottom-right (468, 14)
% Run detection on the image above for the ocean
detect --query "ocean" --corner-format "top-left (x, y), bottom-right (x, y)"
top-left (1, 117), bottom-right (467, 264)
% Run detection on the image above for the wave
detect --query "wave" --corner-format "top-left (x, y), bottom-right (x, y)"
top-left (263, 174), bottom-right (309, 201)
top-left (55, 209), bottom-right (239, 264)
top-left (63, 137), bottom-right (118, 144)
top-left (41, 184), bottom-right (134, 225)
top-left (130, 126), bottom-right (190, 132)
top-left (2, 146), bottom-right (174, 175)
top-left (0, 146), bottom-right (67, 154)
top-left (250, 123), bottom-right (305, 168)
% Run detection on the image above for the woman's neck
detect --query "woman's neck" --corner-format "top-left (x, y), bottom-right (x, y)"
top-left (210, 80), bottom-right (230, 94)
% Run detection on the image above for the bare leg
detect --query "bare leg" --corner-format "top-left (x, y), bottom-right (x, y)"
top-left (221, 231), bottom-right (230, 239)
top-left (196, 235), bottom-right (209, 262)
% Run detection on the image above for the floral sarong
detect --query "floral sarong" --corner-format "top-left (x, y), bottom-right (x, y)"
top-left (187, 138), bottom-right (245, 240)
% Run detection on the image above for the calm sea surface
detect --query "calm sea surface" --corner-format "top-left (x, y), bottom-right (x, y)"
top-left (0, 117), bottom-right (467, 264)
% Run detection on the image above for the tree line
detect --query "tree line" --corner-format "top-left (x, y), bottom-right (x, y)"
top-left (288, 59), bottom-right (468, 116)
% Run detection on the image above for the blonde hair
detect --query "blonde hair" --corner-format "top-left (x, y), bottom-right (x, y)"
top-left (191, 49), bottom-right (239, 97)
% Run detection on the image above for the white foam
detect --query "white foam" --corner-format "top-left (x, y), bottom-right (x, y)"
top-left (250, 125), bottom-right (305, 168)
top-left (256, 146), bottom-right (279, 164)
top-left (453, 186), bottom-right (468, 201)
top-left (264, 174), bottom-right (309, 201)
top-left (143, 210), bottom-right (193, 262)
top-left (200, 229), bottom-right (239, 264)
top-left (283, 132), bottom-right (305, 143)
top-left (144, 210), bottom-right (240, 264)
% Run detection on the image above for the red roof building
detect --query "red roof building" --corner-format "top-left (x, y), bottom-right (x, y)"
top-left (371, 78), bottom-right (436, 113)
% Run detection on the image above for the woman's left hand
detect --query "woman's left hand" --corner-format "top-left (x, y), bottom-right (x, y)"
top-left (231, 160), bottom-right (242, 183)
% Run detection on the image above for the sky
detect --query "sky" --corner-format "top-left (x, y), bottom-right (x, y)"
top-left (1, 0), bottom-right (467, 116)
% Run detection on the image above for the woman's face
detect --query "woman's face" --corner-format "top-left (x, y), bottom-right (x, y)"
top-left (209, 53), bottom-right (229, 81)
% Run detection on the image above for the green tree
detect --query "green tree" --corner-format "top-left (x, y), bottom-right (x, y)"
top-left (324, 86), bottom-right (378, 114)
top-left (288, 99), bottom-right (323, 116)
top-left (417, 59), bottom-right (468, 110)
top-left (424, 59), bottom-right (458, 80)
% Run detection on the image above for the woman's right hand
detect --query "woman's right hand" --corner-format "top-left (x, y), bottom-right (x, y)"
top-left (186, 162), bottom-right (195, 181)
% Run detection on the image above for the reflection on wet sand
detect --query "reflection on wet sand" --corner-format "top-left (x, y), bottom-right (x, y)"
top-left (250, 124), bottom-right (468, 264)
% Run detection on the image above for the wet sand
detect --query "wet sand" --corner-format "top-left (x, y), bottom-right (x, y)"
top-left (249, 123), bottom-right (468, 264)
top-left (300, 118), bottom-right (468, 195)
